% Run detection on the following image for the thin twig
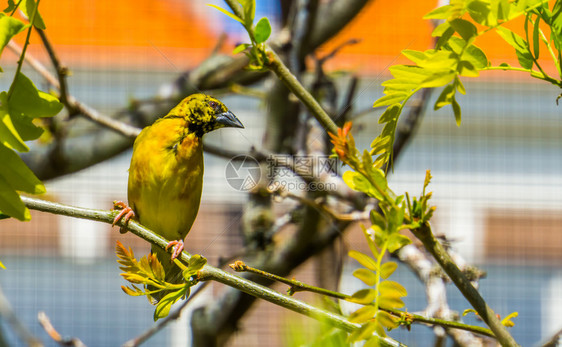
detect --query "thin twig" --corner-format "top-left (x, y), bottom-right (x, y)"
top-left (0, 286), bottom-right (43, 347)
top-left (276, 190), bottom-right (368, 222)
top-left (7, 0), bottom-right (40, 100)
top-left (7, 41), bottom-right (141, 138)
top-left (539, 327), bottom-right (562, 347)
top-left (35, 28), bottom-right (69, 105)
top-left (229, 261), bottom-right (496, 338)
top-left (38, 311), bottom-right (86, 347)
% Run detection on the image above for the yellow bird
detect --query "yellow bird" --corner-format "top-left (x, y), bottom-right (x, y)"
top-left (114, 93), bottom-right (243, 290)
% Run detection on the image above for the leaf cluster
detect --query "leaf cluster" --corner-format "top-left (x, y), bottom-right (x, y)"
top-left (328, 122), bottom-right (456, 344)
top-left (209, 0), bottom-right (272, 70)
top-left (372, 0), bottom-right (561, 170)
top-left (115, 241), bottom-right (207, 321)
top-left (0, 0), bottom-right (62, 221)
top-left (405, 170), bottom-right (436, 225)
top-left (345, 226), bottom-right (407, 346)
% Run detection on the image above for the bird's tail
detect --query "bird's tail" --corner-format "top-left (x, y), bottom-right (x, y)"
top-left (148, 246), bottom-right (183, 303)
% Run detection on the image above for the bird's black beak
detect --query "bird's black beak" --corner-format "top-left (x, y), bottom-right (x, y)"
top-left (216, 110), bottom-right (244, 129)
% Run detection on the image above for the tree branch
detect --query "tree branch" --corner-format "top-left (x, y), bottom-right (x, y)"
top-left (411, 223), bottom-right (519, 347)
top-left (265, 48), bottom-right (338, 135)
top-left (230, 260), bottom-right (495, 338)
top-left (0, 285), bottom-right (42, 347)
top-left (38, 311), bottom-right (86, 347)
top-left (20, 196), bottom-right (360, 335)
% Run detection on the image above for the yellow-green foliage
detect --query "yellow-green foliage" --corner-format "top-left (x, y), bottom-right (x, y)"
top-left (116, 241), bottom-right (206, 320)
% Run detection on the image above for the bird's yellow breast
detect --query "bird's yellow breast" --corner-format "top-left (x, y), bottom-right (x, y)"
top-left (127, 117), bottom-right (204, 242)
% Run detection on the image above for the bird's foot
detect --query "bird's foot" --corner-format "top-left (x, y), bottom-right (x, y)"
top-left (165, 240), bottom-right (184, 260)
top-left (112, 201), bottom-right (135, 234)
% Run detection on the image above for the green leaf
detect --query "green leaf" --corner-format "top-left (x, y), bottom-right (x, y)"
top-left (380, 262), bottom-right (398, 279)
top-left (254, 17), bottom-right (271, 44)
top-left (532, 16), bottom-right (540, 59)
top-left (3, 0), bottom-right (16, 13)
top-left (373, 94), bottom-right (406, 108)
top-left (387, 234), bottom-right (412, 253)
top-left (8, 73), bottom-right (63, 118)
top-left (379, 280), bottom-right (407, 296)
top-left (353, 268), bottom-right (377, 286)
top-left (436, 26), bottom-right (456, 50)
top-left (365, 166), bottom-right (389, 201)
top-left (347, 288), bottom-right (377, 304)
top-left (401, 49), bottom-right (426, 64)
top-left (348, 320), bottom-right (378, 343)
top-left (343, 171), bottom-right (384, 200)
top-left (207, 4), bottom-right (244, 24)
top-left (452, 95), bottom-right (461, 126)
top-left (183, 254), bottom-right (207, 279)
top-left (463, 43), bottom-right (489, 69)
top-left (389, 65), bottom-right (431, 82)
top-left (364, 336), bottom-right (381, 347)
top-left (0, 98), bottom-right (29, 152)
top-left (238, 0), bottom-right (255, 26)
top-left (552, 1), bottom-right (562, 50)
top-left (343, 171), bottom-right (369, 193)
top-left (449, 18), bottom-right (477, 41)
top-left (377, 311), bottom-right (398, 330)
top-left (380, 78), bottom-right (418, 91)
top-left (432, 22), bottom-right (451, 37)
top-left (378, 103), bottom-right (400, 124)
top-left (420, 51), bottom-right (456, 69)
top-left (420, 70), bottom-right (456, 88)
top-left (467, 1), bottom-right (491, 24)
top-left (455, 76), bottom-right (466, 94)
top-left (434, 83), bottom-right (456, 110)
top-left (0, 175), bottom-right (31, 221)
top-left (188, 254), bottom-right (207, 271)
top-left (423, 5), bottom-right (453, 19)
top-left (154, 289), bottom-right (186, 321)
top-left (497, 0), bottom-right (511, 21)
top-left (361, 225), bottom-right (380, 259)
top-left (0, 143), bottom-right (45, 194)
top-left (378, 294), bottom-right (405, 309)
top-left (496, 27), bottom-right (533, 69)
top-left (458, 60), bottom-right (478, 77)
top-left (10, 113), bottom-right (43, 141)
top-left (20, 0), bottom-right (45, 29)
top-left (447, 37), bottom-right (488, 70)
top-left (370, 136), bottom-right (391, 155)
top-left (370, 210), bottom-right (386, 231)
top-left (386, 205), bottom-right (404, 232)
top-left (232, 43), bottom-right (250, 54)
top-left (348, 250), bottom-right (378, 272)
top-left (348, 305), bottom-right (377, 323)
top-left (0, 14), bottom-right (26, 56)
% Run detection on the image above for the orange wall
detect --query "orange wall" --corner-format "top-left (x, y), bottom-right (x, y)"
top-left (8, 0), bottom-right (557, 77)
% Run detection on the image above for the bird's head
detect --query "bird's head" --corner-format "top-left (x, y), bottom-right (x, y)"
top-left (166, 94), bottom-right (244, 137)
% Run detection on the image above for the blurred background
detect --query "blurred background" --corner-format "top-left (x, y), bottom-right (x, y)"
top-left (0, 0), bottom-right (561, 346)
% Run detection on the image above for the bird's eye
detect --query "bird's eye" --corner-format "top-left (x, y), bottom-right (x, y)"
top-left (209, 101), bottom-right (218, 109)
